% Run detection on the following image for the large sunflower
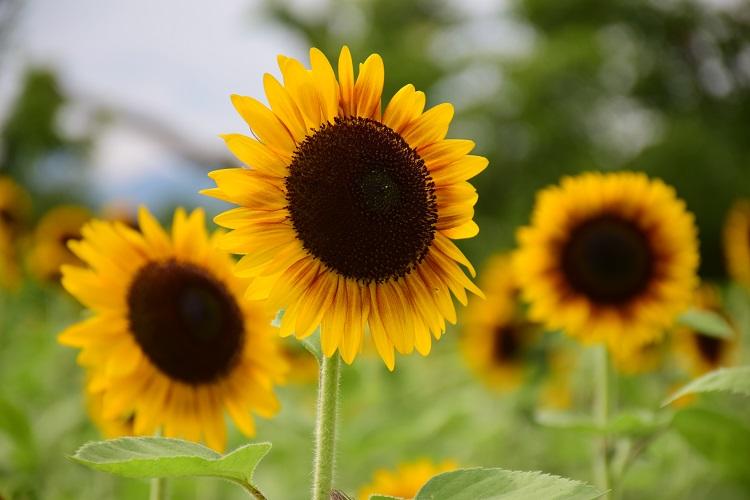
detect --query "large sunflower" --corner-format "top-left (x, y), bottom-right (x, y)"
top-left (358, 459), bottom-right (457, 500)
top-left (28, 204), bottom-right (91, 282)
top-left (723, 199), bottom-right (750, 288)
top-left (674, 284), bottom-right (738, 376)
top-left (58, 207), bottom-right (286, 451)
top-left (203, 47), bottom-right (486, 369)
top-left (514, 172), bottom-right (699, 353)
top-left (461, 254), bottom-right (540, 391)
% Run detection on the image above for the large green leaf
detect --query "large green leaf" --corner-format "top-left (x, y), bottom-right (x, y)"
top-left (672, 407), bottom-right (750, 476)
top-left (71, 437), bottom-right (270, 484)
top-left (414, 468), bottom-right (604, 500)
top-left (677, 309), bottom-right (734, 339)
top-left (663, 366), bottom-right (750, 406)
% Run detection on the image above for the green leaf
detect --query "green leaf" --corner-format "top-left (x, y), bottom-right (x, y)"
top-left (677, 308), bottom-right (734, 339)
top-left (535, 410), bottom-right (669, 436)
top-left (71, 437), bottom-right (270, 484)
top-left (662, 366), bottom-right (750, 406)
top-left (414, 468), bottom-right (604, 499)
top-left (672, 407), bottom-right (750, 476)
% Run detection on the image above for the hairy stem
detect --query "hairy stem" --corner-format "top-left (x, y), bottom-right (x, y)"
top-left (312, 353), bottom-right (342, 500)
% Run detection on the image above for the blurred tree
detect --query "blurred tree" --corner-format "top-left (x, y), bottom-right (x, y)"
top-left (265, 0), bottom-right (750, 279)
top-left (0, 69), bottom-right (67, 184)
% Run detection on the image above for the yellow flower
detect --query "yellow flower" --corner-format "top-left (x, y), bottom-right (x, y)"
top-left (85, 382), bottom-right (135, 438)
top-left (538, 350), bottom-right (576, 410)
top-left (0, 176), bottom-right (32, 289)
top-left (610, 338), bottom-right (665, 375)
top-left (515, 172), bottom-right (699, 354)
top-left (359, 459), bottom-right (457, 500)
top-left (58, 207), bottom-right (287, 451)
top-left (28, 205), bottom-right (91, 282)
top-left (461, 254), bottom-right (539, 390)
top-left (723, 199), bottom-right (750, 288)
top-left (281, 338), bottom-right (319, 384)
top-left (0, 176), bottom-right (32, 241)
top-left (674, 283), bottom-right (738, 376)
top-left (203, 47), bottom-right (486, 370)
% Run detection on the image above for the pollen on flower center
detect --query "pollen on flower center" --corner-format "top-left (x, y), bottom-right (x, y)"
top-left (561, 215), bottom-right (654, 304)
top-left (127, 259), bottom-right (244, 384)
top-left (285, 116), bottom-right (438, 284)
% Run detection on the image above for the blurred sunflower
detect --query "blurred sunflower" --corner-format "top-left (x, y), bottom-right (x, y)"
top-left (281, 338), bottom-right (319, 384)
top-left (538, 350), bottom-right (576, 410)
top-left (358, 459), bottom-right (457, 500)
top-left (0, 176), bottom-right (32, 288)
top-left (674, 284), bottom-right (738, 376)
top-left (723, 199), bottom-right (750, 288)
top-left (58, 207), bottom-right (287, 451)
top-left (610, 339), bottom-right (665, 375)
top-left (28, 205), bottom-right (90, 282)
top-left (461, 255), bottom-right (539, 391)
top-left (515, 172), bottom-right (699, 354)
top-left (86, 382), bottom-right (134, 438)
top-left (203, 46), bottom-right (485, 370)
top-left (0, 176), bottom-right (32, 240)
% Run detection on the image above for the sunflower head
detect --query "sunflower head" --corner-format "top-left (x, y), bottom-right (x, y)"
top-left (203, 46), bottom-right (486, 369)
top-left (0, 176), bottom-right (32, 240)
top-left (514, 172), bottom-right (699, 354)
top-left (58, 207), bottom-right (287, 451)
top-left (461, 254), bottom-right (540, 391)
top-left (358, 459), bottom-right (457, 500)
top-left (610, 338), bottom-right (666, 375)
top-left (674, 283), bottom-right (738, 376)
top-left (723, 199), bottom-right (750, 288)
top-left (28, 204), bottom-right (91, 282)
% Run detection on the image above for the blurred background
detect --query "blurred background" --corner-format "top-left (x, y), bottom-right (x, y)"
top-left (1, 0), bottom-right (749, 498)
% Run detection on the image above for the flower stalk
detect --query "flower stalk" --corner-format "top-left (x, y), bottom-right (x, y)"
top-left (312, 352), bottom-right (342, 500)
top-left (593, 344), bottom-right (611, 499)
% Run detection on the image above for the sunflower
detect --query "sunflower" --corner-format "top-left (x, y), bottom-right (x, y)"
top-left (461, 254), bottom-right (540, 390)
top-left (28, 205), bottom-right (91, 282)
top-left (0, 176), bottom-right (32, 241)
top-left (723, 199), bottom-right (750, 288)
top-left (280, 337), bottom-right (319, 384)
top-left (514, 172), bottom-right (699, 354)
top-left (86, 382), bottom-right (135, 438)
top-left (538, 350), bottom-right (575, 410)
top-left (203, 47), bottom-right (486, 370)
top-left (0, 176), bottom-right (32, 288)
top-left (58, 207), bottom-right (287, 451)
top-left (674, 284), bottom-right (738, 376)
top-left (610, 338), bottom-right (665, 375)
top-left (358, 459), bottom-right (457, 500)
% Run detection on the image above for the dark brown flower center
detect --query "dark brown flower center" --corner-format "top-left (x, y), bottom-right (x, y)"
top-left (285, 117), bottom-right (438, 284)
top-left (492, 324), bottom-right (524, 363)
top-left (694, 334), bottom-right (724, 366)
top-left (127, 259), bottom-right (244, 384)
top-left (562, 215), bottom-right (653, 304)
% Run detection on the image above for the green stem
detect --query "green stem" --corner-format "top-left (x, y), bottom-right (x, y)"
top-left (593, 345), bottom-right (611, 499)
top-left (149, 477), bottom-right (166, 500)
top-left (235, 479), bottom-right (269, 500)
top-left (311, 352), bottom-right (342, 500)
